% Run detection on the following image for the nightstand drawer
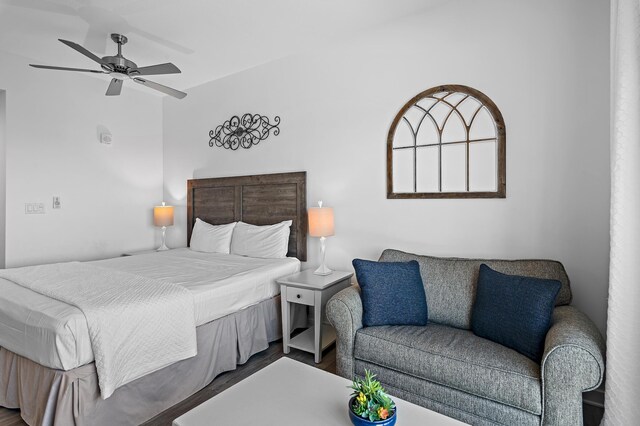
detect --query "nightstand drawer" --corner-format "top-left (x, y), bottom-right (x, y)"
top-left (286, 287), bottom-right (315, 306)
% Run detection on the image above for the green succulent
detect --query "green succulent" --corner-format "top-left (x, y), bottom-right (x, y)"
top-left (349, 369), bottom-right (395, 422)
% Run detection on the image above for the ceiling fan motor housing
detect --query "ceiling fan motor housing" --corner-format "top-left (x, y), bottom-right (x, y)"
top-left (101, 56), bottom-right (137, 74)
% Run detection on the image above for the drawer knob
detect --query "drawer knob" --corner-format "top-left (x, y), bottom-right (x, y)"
top-left (296, 294), bottom-right (301, 299)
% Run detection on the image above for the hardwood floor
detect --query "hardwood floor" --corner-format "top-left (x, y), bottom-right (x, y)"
top-left (0, 341), bottom-right (336, 426)
top-left (0, 408), bottom-right (24, 426)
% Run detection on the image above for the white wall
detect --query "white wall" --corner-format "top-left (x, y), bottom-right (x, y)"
top-left (0, 51), bottom-right (164, 267)
top-left (163, 0), bottom-right (610, 333)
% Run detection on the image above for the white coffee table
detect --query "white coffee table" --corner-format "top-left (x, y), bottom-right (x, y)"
top-left (172, 357), bottom-right (467, 426)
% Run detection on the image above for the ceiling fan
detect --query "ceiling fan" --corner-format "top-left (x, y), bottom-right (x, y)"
top-left (29, 33), bottom-right (187, 99)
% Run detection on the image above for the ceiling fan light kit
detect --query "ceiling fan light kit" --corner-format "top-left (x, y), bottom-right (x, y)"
top-left (29, 33), bottom-right (187, 99)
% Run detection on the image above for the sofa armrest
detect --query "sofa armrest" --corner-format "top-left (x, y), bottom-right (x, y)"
top-left (326, 285), bottom-right (363, 379)
top-left (541, 305), bottom-right (605, 425)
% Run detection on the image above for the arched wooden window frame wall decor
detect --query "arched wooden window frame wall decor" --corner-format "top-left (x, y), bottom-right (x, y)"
top-left (387, 85), bottom-right (506, 199)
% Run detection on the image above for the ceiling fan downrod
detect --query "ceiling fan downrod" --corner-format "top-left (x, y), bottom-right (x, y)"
top-left (111, 33), bottom-right (127, 55)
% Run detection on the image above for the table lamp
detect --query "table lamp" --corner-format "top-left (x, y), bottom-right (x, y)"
top-left (308, 201), bottom-right (335, 276)
top-left (154, 201), bottom-right (174, 251)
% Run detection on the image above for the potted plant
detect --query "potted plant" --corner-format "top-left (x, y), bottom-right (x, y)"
top-left (348, 369), bottom-right (397, 426)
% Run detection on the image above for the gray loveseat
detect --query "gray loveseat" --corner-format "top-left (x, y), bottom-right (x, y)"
top-left (326, 249), bottom-right (605, 426)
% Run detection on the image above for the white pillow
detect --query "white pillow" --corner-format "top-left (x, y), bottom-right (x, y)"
top-left (189, 219), bottom-right (237, 253)
top-left (230, 220), bottom-right (292, 259)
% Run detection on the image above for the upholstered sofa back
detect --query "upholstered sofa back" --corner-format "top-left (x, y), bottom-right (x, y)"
top-left (378, 249), bottom-right (572, 330)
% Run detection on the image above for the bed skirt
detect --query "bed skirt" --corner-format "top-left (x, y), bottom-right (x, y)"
top-left (0, 295), bottom-right (307, 426)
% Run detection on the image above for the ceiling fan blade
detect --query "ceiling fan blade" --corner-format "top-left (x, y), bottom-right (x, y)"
top-left (131, 63), bottom-right (181, 76)
top-left (58, 39), bottom-right (112, 71)
top-left (133, 78), bottom-right (187, 99)
top-left (29, 64), bottom-right (105, 74)
top-left (105, 79), bottom-right (123, 96)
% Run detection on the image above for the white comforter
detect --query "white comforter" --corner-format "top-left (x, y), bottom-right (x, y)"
top-left (0, 262), bottom-right (197, 399)
top-left (0, 250), bottom-right (300, 372)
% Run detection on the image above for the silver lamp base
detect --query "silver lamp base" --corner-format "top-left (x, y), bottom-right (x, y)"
top-left (314, 264), bottom-right (333, 276)
top-left (313, 236), bottom-right (332, 276)
top-left (157, 226), bottom-right (170, 251)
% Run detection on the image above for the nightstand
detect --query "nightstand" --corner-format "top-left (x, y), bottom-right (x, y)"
top-left (277, 269), bottom-right (353, 363)
top-left (122, 249), bottom-right (160, 256)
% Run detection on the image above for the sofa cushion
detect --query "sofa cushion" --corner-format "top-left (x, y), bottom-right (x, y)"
top-left (354, 324), bottom-right (542, 415)
top-left (472, 264), bottom-right (561, 362)
top-left (379, 249), bottom-right (572, 329)
top-left (352, 259), bottom-right (428, 327)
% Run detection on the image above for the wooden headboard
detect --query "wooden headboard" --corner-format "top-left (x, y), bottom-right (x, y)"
top-left (187, 172), bottom-right (307, 261)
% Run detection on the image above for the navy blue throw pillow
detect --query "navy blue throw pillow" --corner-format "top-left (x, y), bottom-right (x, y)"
top-left (352, 259), bottom-right (428, 327)
top-left (471, 264), bottom-right (561, 362)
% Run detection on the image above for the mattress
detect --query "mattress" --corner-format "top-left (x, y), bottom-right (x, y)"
top-left (0, 248), bottom-right (300, 371)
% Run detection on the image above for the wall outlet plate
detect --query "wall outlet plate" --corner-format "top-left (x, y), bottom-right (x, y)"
top-left (53, 196), bottom-right (61, 209)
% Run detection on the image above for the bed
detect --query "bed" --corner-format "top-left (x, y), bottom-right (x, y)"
top-left (0, 171), bottom-right (307, 426)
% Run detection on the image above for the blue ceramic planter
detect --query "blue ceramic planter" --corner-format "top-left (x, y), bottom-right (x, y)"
top-left (348, 397), bottom-right (397, 426)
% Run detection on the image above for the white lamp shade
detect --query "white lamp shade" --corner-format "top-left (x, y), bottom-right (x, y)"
top-left (154, 205), bottom-right (174, 227)
top-left (308, 207), bottom-right (334, 237)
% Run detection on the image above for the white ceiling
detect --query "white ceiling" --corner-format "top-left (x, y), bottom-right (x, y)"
top-left (0, 0), bottom-right (436, 95)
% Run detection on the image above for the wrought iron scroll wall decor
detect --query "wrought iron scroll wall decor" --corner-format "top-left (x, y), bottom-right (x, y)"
top-left (387, 84), bottom-right (506, 199)
top-left (209, 114), bottom-right (280, 150)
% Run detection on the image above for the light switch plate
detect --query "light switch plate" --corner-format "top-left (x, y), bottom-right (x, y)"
top-left (25, 203), bottom-right (45, 214)
top-left (53, 196), bottom-right (61, 209)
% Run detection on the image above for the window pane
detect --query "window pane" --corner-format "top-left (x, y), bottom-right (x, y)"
top-left (444, 92), bottom-right (466, 105)
top-left (442, 112), bottom-right (466, 143)
top-left (457, 97), bottom-right (481, 126)
top-left (393, 119), bottom-right (414, 148)
top-left (403, 106), bottom-right (425, 134)
top-left (469, 107), bottom-right (496, 140)
top-left (416, 115), bottom-right (439, 146)
top-left (469, 140), bottom-right (497, 192)
top-left (416, 98), bottom-right (437, 111)
top-left (393, 148), bottom-right (414, 193)
top-left (416, 146), bottom-right (439, 192)
top-left (441, 144), bottom-right (466, 192)
top-left (429, 101), bottom-right (451, 129)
